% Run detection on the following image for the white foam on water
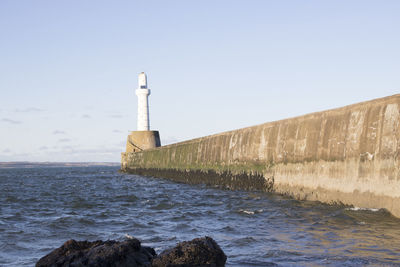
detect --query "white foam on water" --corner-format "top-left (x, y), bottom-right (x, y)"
top-left (124, 234), bottom-right (135, 239)
top-left (239, 209), bottom-right (255, 215)
top-left (346, 207), bottom-right (380, 212)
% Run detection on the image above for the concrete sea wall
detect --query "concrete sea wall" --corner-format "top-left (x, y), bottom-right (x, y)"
top-left (121, 94), bottom-right (400, 217)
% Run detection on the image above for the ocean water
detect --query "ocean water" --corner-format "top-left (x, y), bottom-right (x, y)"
top-left (1, 164), bottom-right (400, 266)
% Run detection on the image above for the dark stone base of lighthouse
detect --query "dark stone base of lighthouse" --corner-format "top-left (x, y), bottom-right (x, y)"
top-left (125, 131), bottom-right (161, 153)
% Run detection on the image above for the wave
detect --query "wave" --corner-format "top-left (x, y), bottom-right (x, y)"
top-left (346, 207), bottom-right (380, 212)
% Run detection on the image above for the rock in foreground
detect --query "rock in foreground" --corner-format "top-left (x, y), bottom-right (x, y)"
top-left (36, 236), bottom-right (226, 267)
top-left (36, 238), bottom-right (155, 267)
top-left (152, 236), bottom-right (227, 267)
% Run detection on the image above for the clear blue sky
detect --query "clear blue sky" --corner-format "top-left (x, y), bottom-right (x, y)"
top-left (1, 0), bottom-right (399, 162)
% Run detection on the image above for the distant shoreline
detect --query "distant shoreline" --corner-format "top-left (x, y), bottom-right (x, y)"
top-left (0, 162), bottom-right (120, 169)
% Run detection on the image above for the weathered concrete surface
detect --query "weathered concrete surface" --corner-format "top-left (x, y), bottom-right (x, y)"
top-left (124, 131), bottom-right (161, 154)
top-left (121, 94), bottom-right (400, 217)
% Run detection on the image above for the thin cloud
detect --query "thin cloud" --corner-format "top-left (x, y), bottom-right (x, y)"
top-left (2, 149), bottom-right (11, 153)
top-left (14, 107), bottom-right (44, 113)
top-left (113, 129), bottom-right (122, 133)
top-left (1, 118), bottom-right (22, 124)
top-left (53, 130), bottom-right (66, 135)
top-left (110, 114), bottom-right (123, 118)
top-left (53, 146), bottom-right (122, 155)
top-left (39, 146), bottom-right (48, 150)
top-left (74, 147), bottom-right (122, 154)
top-left (59, 138), bottom-right (71, 143)
top-left (82, 114), bottom-right (91, 119)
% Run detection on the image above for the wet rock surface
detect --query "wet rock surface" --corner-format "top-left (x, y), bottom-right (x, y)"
top-left (36, 236), bottom-right (226, 267)
top-left (152, 236), bottom-right (227, 267)
top-left (36, 238), bottom-right (155, 267)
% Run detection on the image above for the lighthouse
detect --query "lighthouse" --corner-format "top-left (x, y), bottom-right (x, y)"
top-left (136, 72), bottom-right (151, 131)
top-left (123, 72), bottom-right (161, 153)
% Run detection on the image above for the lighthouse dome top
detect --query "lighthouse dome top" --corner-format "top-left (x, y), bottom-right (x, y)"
top-left (138, 72), bottom-right (147, 89)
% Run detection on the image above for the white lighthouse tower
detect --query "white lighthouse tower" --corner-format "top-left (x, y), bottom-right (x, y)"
top-left (123, 72), bottom-right (161, 154)
top-left (136, 72), bottom-right (151, 131)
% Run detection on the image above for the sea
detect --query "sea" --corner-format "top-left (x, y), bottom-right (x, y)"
top-left (1, 163), bottom-right (400, 266)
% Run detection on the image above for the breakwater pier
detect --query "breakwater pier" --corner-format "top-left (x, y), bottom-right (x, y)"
top-left (121, 94), bottom-right (400, 217)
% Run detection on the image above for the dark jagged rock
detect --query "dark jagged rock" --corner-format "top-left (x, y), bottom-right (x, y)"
top-left (36, 236), bottom-right (226, 267)
top-left (152, 236), bottom-right (227, 267)
top-left (36, 238), bottom-right (156, 267)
